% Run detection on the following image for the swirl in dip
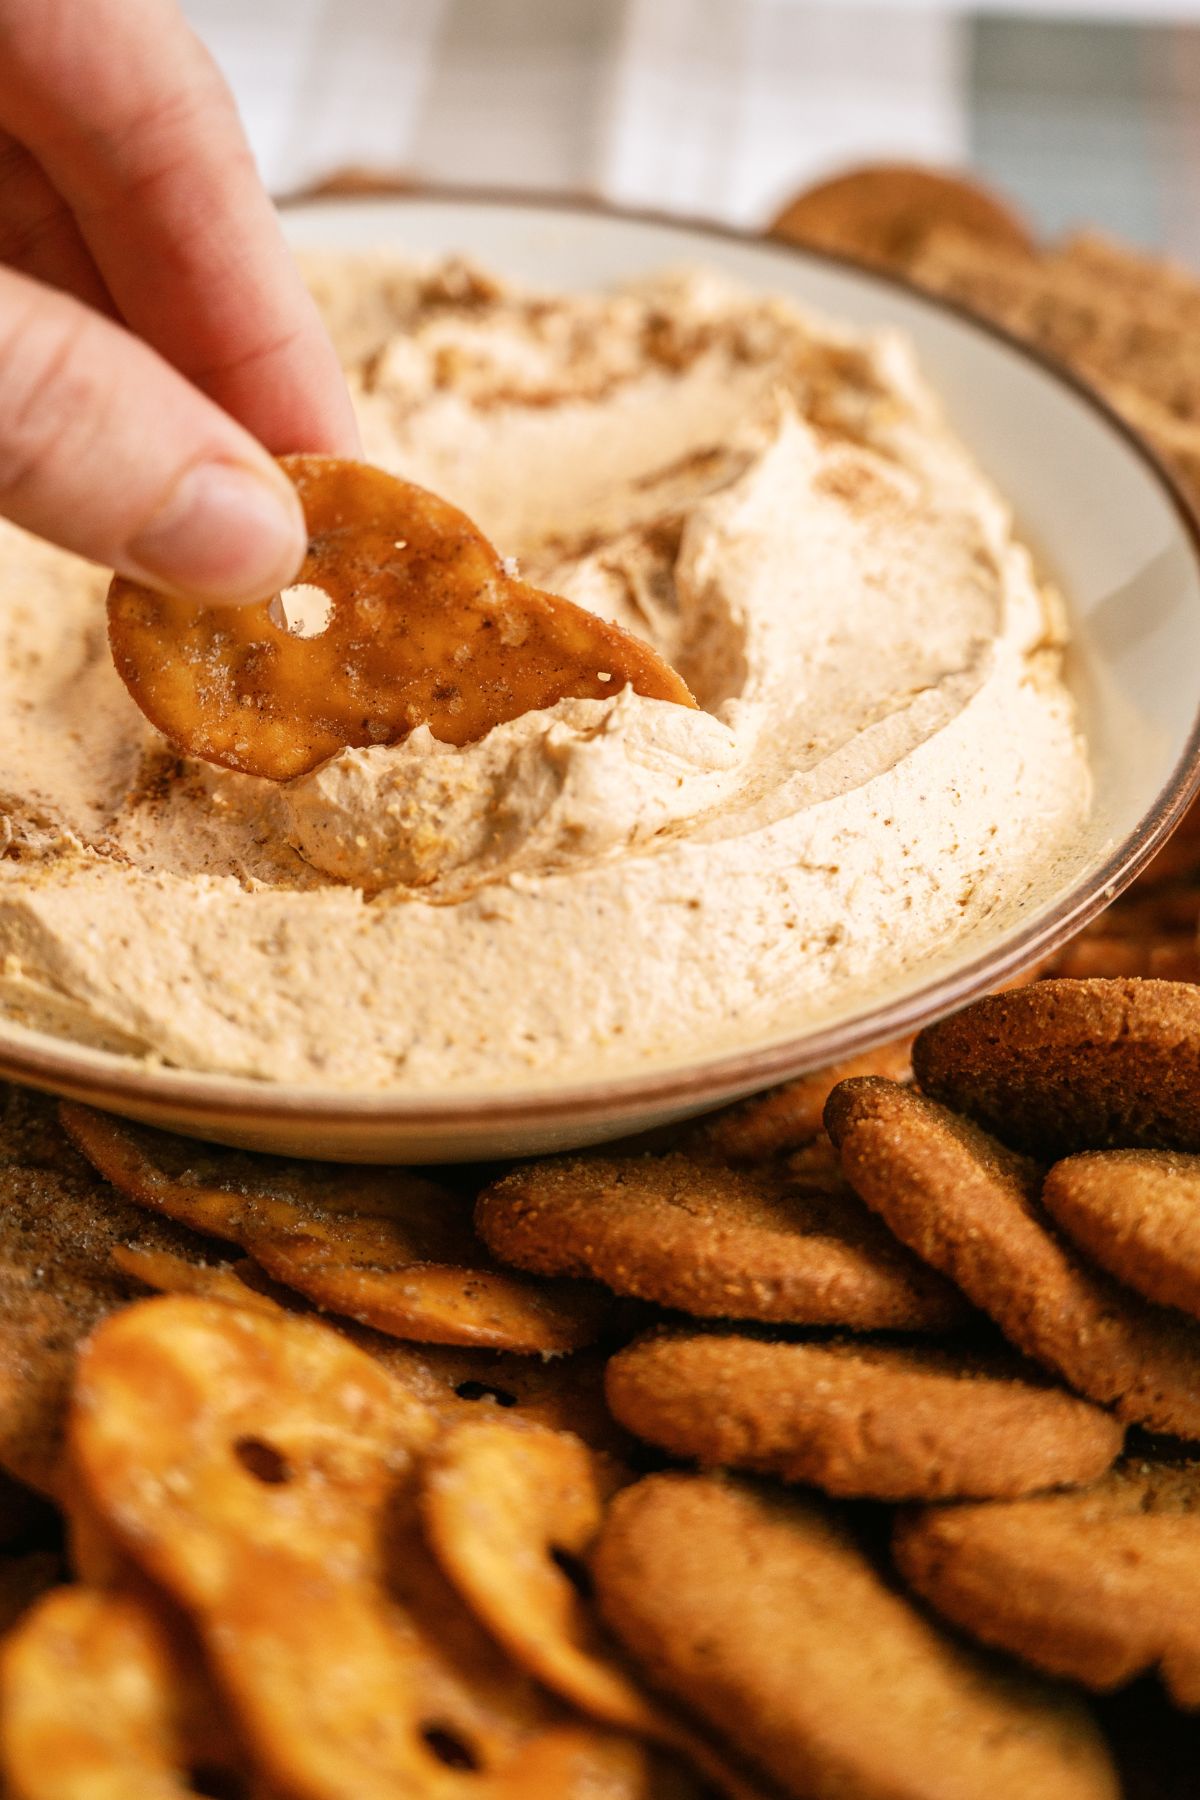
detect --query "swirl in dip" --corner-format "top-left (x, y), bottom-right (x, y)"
top-left (0, 259), bottom-right (1089, 1090)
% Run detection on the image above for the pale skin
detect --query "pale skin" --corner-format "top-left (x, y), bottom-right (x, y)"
top-left (0, 0), bottom-right (358, 604)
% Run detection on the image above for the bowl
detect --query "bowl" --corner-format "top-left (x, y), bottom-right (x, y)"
top-left (1, 191), bottom-right (1199, 1162)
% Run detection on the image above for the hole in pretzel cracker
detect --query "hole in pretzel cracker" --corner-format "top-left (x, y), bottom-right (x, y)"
top-left (269, 582), bottom-right (334, 639)
top-left (421, 1724), bottom-right (481, 1771)
top-left (190, 1768), bottom-right (246, 1800)
top-left (107, 455), bottom-right (696, 782)
top-left (550, 1544), bottom-right (594, 1601)
top-left (455, 1380), bottom-right (519, 1408)
top-left (233, 1436), bottom-right (292, 1486)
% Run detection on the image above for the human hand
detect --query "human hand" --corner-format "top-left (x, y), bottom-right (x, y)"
top-left (0, 0), bottom-right (358, 603)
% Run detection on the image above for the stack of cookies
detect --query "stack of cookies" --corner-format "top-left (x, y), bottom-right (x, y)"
top-left (478, 976), bottom-right (1200, 1798)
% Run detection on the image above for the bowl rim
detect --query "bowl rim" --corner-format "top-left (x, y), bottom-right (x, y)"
top-left (3, 182), bottom-right (1200, 1129)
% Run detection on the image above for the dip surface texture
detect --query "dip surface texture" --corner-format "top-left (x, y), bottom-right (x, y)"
top-left (0, 259), bottom-right (1089, 1090)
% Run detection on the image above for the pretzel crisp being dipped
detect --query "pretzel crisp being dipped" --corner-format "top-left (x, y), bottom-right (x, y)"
top-left (107, 456), bottom-right (697, 782)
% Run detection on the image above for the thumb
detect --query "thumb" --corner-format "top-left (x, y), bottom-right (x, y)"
top-left (0, 263), bottom-right (307, 604)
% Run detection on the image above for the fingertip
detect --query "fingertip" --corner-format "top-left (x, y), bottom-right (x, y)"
top-left (123, 458), bottom-right (306, 607)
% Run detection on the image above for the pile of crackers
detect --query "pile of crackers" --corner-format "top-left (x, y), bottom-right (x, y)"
top-left (2, 169), bottom-right (1200, 1796)
top-left (0, 975), bottom-right (1198, 1795)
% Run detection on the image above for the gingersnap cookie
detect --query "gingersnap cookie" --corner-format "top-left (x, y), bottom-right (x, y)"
top-left (893, 1457), bottom-right (1200, 1706)
top-left (475, 1149), bottom-right (967, 1330)
top-left (604, 1330), bottom-right (1122, 1501)
top-left (912, 980), bottom-right (1200, 1158)
top-left (701, 1040), bottom-right (912, 1161)
top-left (770, 164), bottom-right (1035, 272)
top-left (1043, 1149), bottom-right (1200, 1319)
top-left (903, 221), bottom-right (1200, 525)
top-left (593, 1473), bottom-right (1117, 1800)
top-left (825, 1078), bottom-right (1200, 1437)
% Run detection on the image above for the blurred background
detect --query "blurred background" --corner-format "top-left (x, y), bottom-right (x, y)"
top-left (182, 0), bottom-right (1200, 258)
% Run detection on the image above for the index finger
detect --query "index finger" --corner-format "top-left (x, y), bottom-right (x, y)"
top-left (0, 0), bottom-right (358, 457)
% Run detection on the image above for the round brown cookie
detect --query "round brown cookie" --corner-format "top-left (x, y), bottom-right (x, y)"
top-left (1044, 1148), bottom-right (1200, 1319)
top-left (700, 1040), bottom-right (912, 1161)
top-left (893, 1457), bottom-right (1200, 1706)
top-left (770, 164), bottom-right (1035, 271)
top-left (604, 1331), bottom-right (1122, 1501)
top-left (824, 1077), bottom-right (1200, 1437)
top-left (592, 1473), bottom-right (1117, 1800)
top-left (475, 1150), bottom-right (967, 1331)
top-left (912, 979), bottom-right (1200, 1159)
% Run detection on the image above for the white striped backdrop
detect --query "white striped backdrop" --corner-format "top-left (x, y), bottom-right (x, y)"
top-left (183, 1), bottom-right (1200, 258)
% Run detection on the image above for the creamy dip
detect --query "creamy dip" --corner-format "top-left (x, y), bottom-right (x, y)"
top-left (0, 258), bottom-right (1090, 1090)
